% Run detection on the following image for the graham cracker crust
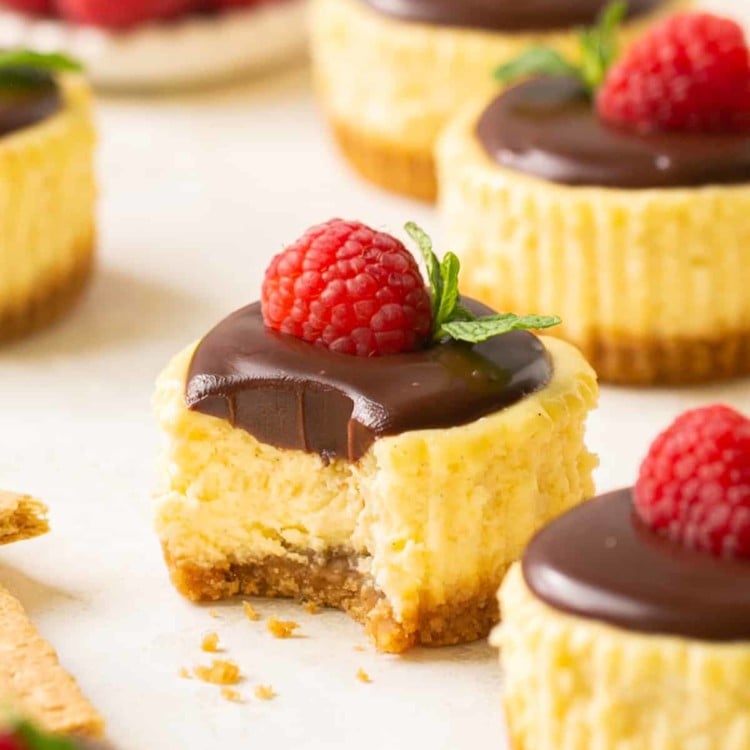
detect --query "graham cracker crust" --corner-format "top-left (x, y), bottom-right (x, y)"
top-left (576, 330), bottom-right (750, 386)
top-left (0, 236), bottom-right (95, 344)
top-left (164, 547), bottom-right (500, 654)
top-left (330, 118), bottom-right (437, 202)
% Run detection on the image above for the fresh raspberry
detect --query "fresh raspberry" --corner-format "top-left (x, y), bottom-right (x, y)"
top-left (55, 0), bottom-right (198, 28)
top-left (0, 0), bottom-right (53, 15)
top-left (634, 405), bottom-right (750, 559)
top-left (598, 13), bottom-right (750, 133)
top-left (261, 219), bottom-right (432, 357)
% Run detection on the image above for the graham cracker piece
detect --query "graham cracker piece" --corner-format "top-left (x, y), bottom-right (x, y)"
top-left (0, 492), bottom-right (49, 545)
top-left (0, 583), bottom-right (104, 737)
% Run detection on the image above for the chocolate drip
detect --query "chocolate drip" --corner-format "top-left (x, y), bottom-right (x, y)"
top-left (0, 68), bottom-right (61, 138)
top-left (477, 77), bottom-right (750, 189)
top-left (360, 0), bottom-right (662, 32)
top-left (523, 488), bottom-right (750, 641)
top-left (186, 299), bottom-right (552, 462)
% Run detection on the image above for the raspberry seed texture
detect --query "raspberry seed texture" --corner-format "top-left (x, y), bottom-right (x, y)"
top-left (634, 404), bottom-right (750, 559)
top-left (261, 219), bottom-right (432, 357)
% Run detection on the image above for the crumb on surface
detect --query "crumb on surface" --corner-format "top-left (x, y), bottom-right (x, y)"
top-left (221, 687), bottom-right (243, 703)
top-left (356, 668), bottom-right (372, 684)
top-left (254, 685), bottom-right (276, 701)
top-left (354, 645), bottom-right (366, 652)
top-left (209, 609), bottom-right (219, 619)
top-left (178, 667), bottom-right (191, 679)
top-left (243, 601), bottom-right (261, 622)
top-left (267, 616), bottom-right (300, 639)
top-left (201, 632), bottom-right (220, 652)
top-left (193, 660), bottom-right (241, 685)
top-left (303, 601), bottom-right (320, 615)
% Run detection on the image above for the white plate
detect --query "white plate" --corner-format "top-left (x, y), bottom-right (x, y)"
top-left (0, 0), bottom-right (308, 90)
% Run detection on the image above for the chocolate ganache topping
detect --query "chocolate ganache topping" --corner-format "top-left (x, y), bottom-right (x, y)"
top-left (477, 77), bottom-right (750, 189)
top-left (186, 299), bottom-right (552, 462)
top-left (360, 0), bottom-right (661, 32)
top-left (523, 488), bottom-right (750, 641)
top-left (0, 68), bottom-right (61, 138)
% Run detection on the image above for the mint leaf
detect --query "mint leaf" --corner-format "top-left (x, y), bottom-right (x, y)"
top-left (14, 722), bottom-right (81, 750)
top-left (405, 222), bottom-right (442, 320)
top-left (439, 314), bottom-right (561, 344)
top-left (493, 0), bottom-right (627, 94)
top-left (0, 50), bottom-right (82, 73)
top-left (436, 252), bottom-right (460, 331)
top-left (495, 47), bottom-right (578, 84)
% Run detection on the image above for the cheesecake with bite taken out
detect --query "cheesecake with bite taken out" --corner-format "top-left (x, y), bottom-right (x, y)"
top-left (497, 404), bottom-right (750, 749)
top-left (439, 9), bottom-right (750, 385)
top-left (154, 219), bottom-right (598, 653)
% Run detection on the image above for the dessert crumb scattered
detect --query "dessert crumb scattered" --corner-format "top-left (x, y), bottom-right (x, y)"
top-left (201, 632), bottom-right (221, 652)
top-left (303, 601), bottom-right (320, 615)
top-left (221, 687), bottom-right (243, 703)
top-left (254, 685), bottom-right (276, 701)
top-left (209, 609), bottom-right (219, 619)
top-left (243, 601), bottom-right (261, 622)
top-left (356, 668), bottom-right (372, 684)
top-left (354, 645), bottom-right (366, 652)
top-left (193, 660), bottom-right (241, 685)
top-left (178, 667), bottom-right (191, 679)
top-left (267, 616), bottom-right (300, 639)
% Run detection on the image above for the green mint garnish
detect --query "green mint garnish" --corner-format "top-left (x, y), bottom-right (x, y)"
top-left (13, 721), bottom-right (81, 750)
top-left (404, 222), bottom-right (560, 345)
top-left (495, 0), bottom-right (627, 94)
top-left (0, 50), bottom-right (82, 75)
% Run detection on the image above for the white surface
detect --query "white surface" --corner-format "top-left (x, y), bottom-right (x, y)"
top-left (0, 65), bottom-right (749, 750)
top-left (0, 1), bottom-right (308, 91)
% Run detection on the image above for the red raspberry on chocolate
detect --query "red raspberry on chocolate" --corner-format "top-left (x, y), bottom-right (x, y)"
top-left (261, 219), bottom-right (432, 357)
top-left (598, 13), bottom-right (750, 133)
top-left (634, 404), bottom-right (750, 559)
top-left (55, 0), bottom-right (197, 28)
top-left (0, 735), bottom-right (25, 750)
top-left (1, 0), bottom-right (53, 15)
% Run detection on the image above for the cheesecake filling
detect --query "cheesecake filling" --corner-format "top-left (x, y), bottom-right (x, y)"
top-left (185, 298), bottom-right (552, 462)
top-left (0, 68), bottom-right (61, 138)
top-left (358, 0), bottom-right (663, 32)
top-left (523, 488), bottom-right (750, 641)
top-left (477, 77), bottom-right (750, 189)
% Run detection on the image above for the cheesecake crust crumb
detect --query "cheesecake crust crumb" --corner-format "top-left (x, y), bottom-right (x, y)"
top-left (356, 668), bottom-right (372, 684)
top-left (201, 632), bottom-right (220, 652)
top-left (193, 660), bottom-right (241, 685)
top-left (178, 667), bottom-right (191, 679)
top-left (303, 601), bottom-right (320, 615)
top-left (243, 602), bottom-right (261, 622)
top-left (208, 609), bottom-right (219, 619)
top-left (221, 687), bottom-right (243, 703)
top-left (267, 617), bottom-right (299, 639)
top-left (254, 685), bottom-right (276, 701)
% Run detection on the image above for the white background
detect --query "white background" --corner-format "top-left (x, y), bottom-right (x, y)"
top-left (1, 61), bottom-right (750, 750)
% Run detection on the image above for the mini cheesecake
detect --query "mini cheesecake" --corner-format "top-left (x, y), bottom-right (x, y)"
top-left (310, 0), bottom-right (680, 201)
top-left (497, 488), bottom-right (750, 750)
top-left (0, 66), bottom-right (95, 342)
top-left (154, 295), bottom-right (597, 653)
top-left (438, 12), bottom-right (750, 385)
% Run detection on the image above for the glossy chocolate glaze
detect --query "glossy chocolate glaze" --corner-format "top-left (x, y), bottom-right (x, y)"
top-left (477, 77), bottom-right (750, 189)
top-left (360, 0), bottom-right (661, 32)
top-left (0, 68), bottom-right (61, 138)
top-left (186, 299), bottom-right (552, 462)
top-left (523, 488), bottom-right (750, 641)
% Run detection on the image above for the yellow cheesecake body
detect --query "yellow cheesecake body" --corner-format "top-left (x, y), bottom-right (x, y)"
top-left (0, 76), bottom-right (96, 341)
top-left (310, 0), bottom-right (683, 201)
top-left (154, 336), bottom-right (598, 653)
top-left (437, 101), bottom-right (750, 384)
top-left (496, 565), bottom-right (750, 750)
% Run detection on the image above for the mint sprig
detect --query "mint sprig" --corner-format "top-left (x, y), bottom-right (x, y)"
top-left (0, 50), bottom-right (82, 74)
top-left (13, 721), bottom-right (81, 750)
top-left (404, 222), bottom-right (560, 345)
top-left (495, 0), bottom-right (627, 94)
